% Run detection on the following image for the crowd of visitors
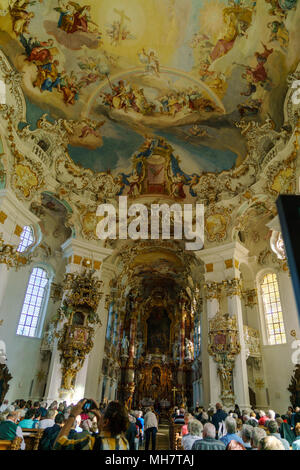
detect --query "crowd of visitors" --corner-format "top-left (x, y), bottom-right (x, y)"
top-left (171, 402), bottom-right (300, 450)
top-left (0, 397), bottom-right (299, 450)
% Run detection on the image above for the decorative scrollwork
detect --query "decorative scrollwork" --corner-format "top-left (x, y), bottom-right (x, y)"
top-left (0, 234), bottom-right (32, 270)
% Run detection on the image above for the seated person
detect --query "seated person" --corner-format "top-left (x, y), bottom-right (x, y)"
top-left (0, 411), bottom-right (25, 449)
top-left (174, 408), bottom-right (185, 424)
top-left (39, 409), bottom-right (56, 429)
top-left (220, 417), bottom-right (245, 447)
top-left (182, 419), bottom-right (203, 450)
top-left (16, 400), bottom-right (27, 418)
top-left (292, 423), bottom-right (300, 450)
top-left (181, 413), bottom-right (193, 436)
top-left (39, 414), bottom-right (67, 450)
top-left (192, 422), bottom-right (226, 450)
top-left (266, 419), bottom-right (290, 450)
top-left (19, 409), bottom-right (39, 429)
top-left (38, 402), bottom-right (48, 418)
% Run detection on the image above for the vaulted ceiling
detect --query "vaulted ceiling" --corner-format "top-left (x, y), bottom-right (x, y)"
top-left (1, 0), bottom-right (299, 177)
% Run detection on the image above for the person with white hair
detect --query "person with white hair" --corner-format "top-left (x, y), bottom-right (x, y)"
top-left (220, 416), bottom-right (245, 447)
top-left (182, 419), bottom-right (203, 450)
top-left (192, 422), bottom-right (226, 450)
top-left (0, 410), bottom-right (25, 450)
top-left (267, 409), bottom-right (276, 421)
top-left (258, 435), bottom-right (285, 450)
top-left (266, 420), bottom-right (290, 450)
top-left (39, 409), bottom-right (57, 429)
top-left (251, 427), bottom-right (267, 449)
top-left (241, 424), bottom-right (253, 449)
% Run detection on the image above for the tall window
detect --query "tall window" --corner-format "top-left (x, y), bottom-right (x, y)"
top-left (260, 273), bottom-right (286, 345)
top-left (17, 267), bottom-right (50, 337)
top-left (17, 225), bottom-right (34, 253)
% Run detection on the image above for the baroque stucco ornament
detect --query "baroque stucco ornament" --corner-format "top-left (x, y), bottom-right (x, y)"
top-left (57, 270), bottom-right (103, 392)
top-left (208, 311), bottom-right (241, 407)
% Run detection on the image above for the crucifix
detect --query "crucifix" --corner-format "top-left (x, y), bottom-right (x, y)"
top-left (171, 386), bottom-right (178, 405)
top-left (113, 8), bottom-right (131, 42)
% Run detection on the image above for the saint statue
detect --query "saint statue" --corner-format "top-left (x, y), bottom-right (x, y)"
top-left (42, 322), bottom-right (56, 348)
top-left (218, 364), bottom-right (233, 394)
top-left (173, 342), bottom-right (179, 361)
top-left (121, 335), bottom-right (129, 355)
top-left (185, 338), bottom-right (194, 361)
top-left (136, 340), bottom-right (144, 359)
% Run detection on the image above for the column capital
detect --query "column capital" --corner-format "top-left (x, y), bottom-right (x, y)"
top-left (61, 238), bottom-right (113, 272)
top-left (196, 241), bottom-right (249, 281)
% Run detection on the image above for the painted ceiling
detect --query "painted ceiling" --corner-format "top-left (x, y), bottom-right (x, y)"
top-left (0, 0), bottom-right (299, 180)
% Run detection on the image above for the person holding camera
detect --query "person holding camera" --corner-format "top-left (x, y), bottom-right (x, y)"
top-left (53, 399), bottom-right (129, 450)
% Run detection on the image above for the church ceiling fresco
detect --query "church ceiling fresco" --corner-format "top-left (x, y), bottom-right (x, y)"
top-left (0, 0), bottom-right (299, 188)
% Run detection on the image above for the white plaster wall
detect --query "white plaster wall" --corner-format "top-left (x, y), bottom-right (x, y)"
top-left (0, 264), bottom-right (49, 401)
top-left (0, 256), bottom-right (66, 402)
top-left (259, 271), bottom-right (300, 414)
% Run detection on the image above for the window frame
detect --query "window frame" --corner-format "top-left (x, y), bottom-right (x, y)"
top-left (257, 269), bottom-right (287, 346)
top-left (16, 263), bottom-right (54, 339)
top-left (17, 225), bottom-right (35, 253)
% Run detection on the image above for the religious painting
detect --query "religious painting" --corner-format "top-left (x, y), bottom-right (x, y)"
top-left (1, 0), bottom-right (298, 182)
top-left (146, 308), bottom-right (170, 353)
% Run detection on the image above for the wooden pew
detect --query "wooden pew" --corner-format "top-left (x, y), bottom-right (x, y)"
top-left (169, 422), bottom-right (183, 450)
top-left (22, 428), bottom-right (44, 450)
top-left (0, 436), bottom-right (22, 450)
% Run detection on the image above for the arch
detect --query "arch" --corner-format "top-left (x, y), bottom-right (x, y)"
top-left (256, 268), bottom-right (287, 346)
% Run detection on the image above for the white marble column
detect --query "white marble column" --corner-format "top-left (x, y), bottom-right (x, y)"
top-left (84, 262), bottom-right (116, 399)
top-left (44, 238), bottom-right (113, 403)
top-left (196, 242), bottom-right (251, 410)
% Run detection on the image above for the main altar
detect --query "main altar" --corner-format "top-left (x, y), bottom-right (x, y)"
top-left (117, 286), bottom-right (195, 409)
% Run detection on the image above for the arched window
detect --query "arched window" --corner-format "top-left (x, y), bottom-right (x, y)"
top-left (16, 267), bottom-right (50, 338)
top-left (260, 272), bottom-right (286, 345)
top-left (17, 225), bottom-right (35, 253)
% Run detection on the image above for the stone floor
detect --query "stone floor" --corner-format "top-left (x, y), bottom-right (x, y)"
top-left (155, 421), bottom-right (170, 450)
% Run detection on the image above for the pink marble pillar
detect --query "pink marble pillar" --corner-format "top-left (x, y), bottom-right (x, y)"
top-left (128, 313), bottom-right (137, 363)
top-left (180, 314), bottom-right (185, 364)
